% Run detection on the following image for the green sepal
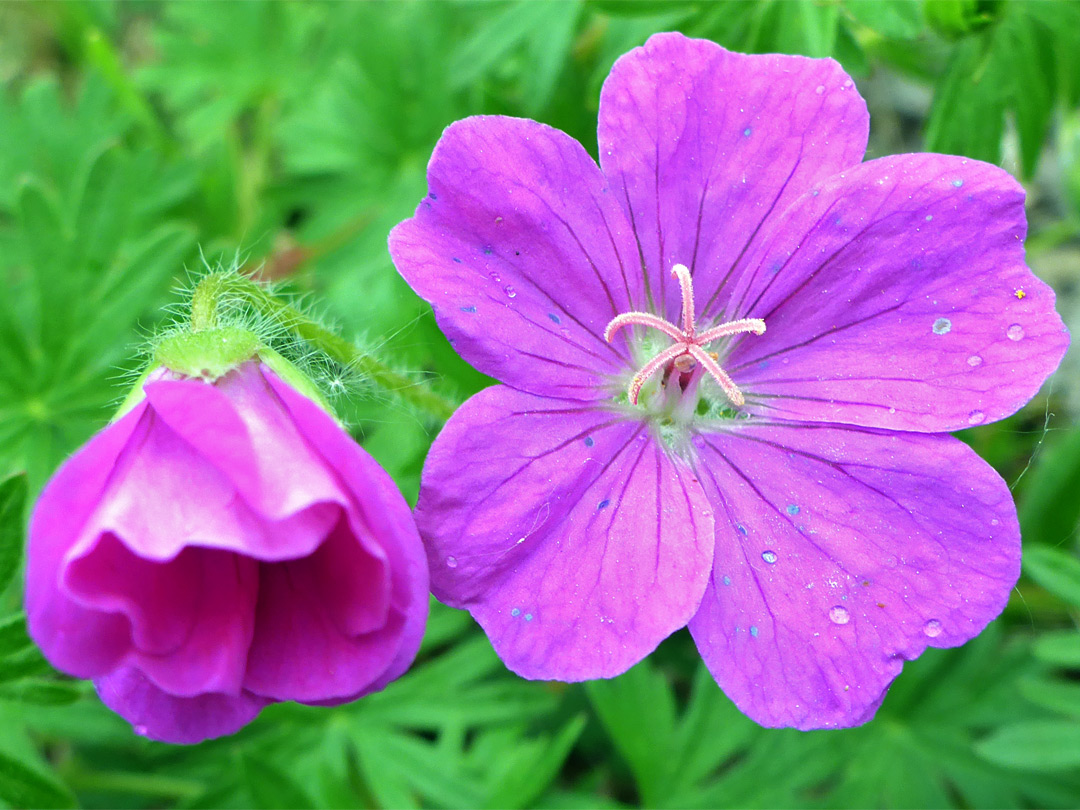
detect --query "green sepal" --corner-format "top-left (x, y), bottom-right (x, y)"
top-left (154, 326), bottom-right (260, 381)
top-left (258, 347), bottom-right (341, 424)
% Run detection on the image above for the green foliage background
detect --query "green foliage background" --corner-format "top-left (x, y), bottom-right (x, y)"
top-left (1, 0), bottom-right (1079, 807)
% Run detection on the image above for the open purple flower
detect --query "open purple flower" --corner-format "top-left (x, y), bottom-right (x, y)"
top-left (389, 32), bottom-right (1069, 729)
top-left (26, 360), bottom-right (428, 743)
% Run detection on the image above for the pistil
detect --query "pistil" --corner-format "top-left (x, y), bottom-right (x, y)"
top-left (604, 264), bottom-right (765, 407)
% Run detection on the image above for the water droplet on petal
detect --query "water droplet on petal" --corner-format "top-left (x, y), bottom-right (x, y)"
top-left (1007, 323), bottom-right (1025, 341)
top-left (524, 613), bottom-right (533, 621)
top-left (511, 608), bottom-right (521, 617)
top-left (925, 214), bottom-right (933, 222)
top-left (488, 271), bottom-right (501, 282)
top-left (924, 619), bottom-right (943, 638)
top-left (952, 179), bottom-right (964, 188)
top-left (504, 285), bottom-right (517, 298)
top-left (967, 410), bottom-right (986, 425)
top-left (786, 504), bottom-right (800, 516)
top-left (584, 436), bottom-right (594, 447)
top-left (828, 606), bottom-right (850, 625)
top-left (762, 550), bottom-right (778, 564)
top-left (932, 317), bottom-right (952, 335)
top-left (750, 625), bottom-right (760, 637)
top-left (967, 354), bottom-right (983, 367)
top-left (135, 725), bottom-right (149, 736)
top-left (722, 575), bottom-right (732, 586)
top-left (815, 84), bottom-right (825, 94)
top-left (743, 127), bottom-right (752, 137)
top-left (446, 556), bottom-right (458, 568)
top-left (843, 79), bottom-right (853, 89)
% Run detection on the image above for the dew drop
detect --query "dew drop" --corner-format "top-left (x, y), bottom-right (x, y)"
top-left (924, 619), bottom-right (943, 638)
top-left (750, 625), bottom-right (760, 638)
top-left (786, 504), bottom-right (800, 516)
top-left (488, 271), bottom-right (501, 282)
top-left (1006, 323), bottom-right (1025, 341)
top-left (134, 724), bottom-right (149, 737)
top-left (843, 79), bottom-right (853, 89)
top-left (925, 214), bottom-right (933, 222)
top-left (504, 285), bottom-right (517, 298)
top-left (952, 179), bottom-right (963, 188)
top-left (597, 499), bottom-right (610, 510)
top-left (511, 608), bottom-right (521, 617)
top-left (524, 613), bottom-right (534, 621)
top-left (722, 575), bottom-right (732, 586)
top-left (446, 556), bottom-right (458, 568)
top-left (967, 410), bottom-right (985, 425)
top-left (460, 305), bottom-right (477, 313)
top-left (584, 436), bottom-right (594, 447)
top-left (737, 523), bottom-right (748, 535)
top-left (815, 84), bottom-right (825, 95)
top-left (966, 354), bottom-right (983, 367)
top-left (762, 550), bottom-right (778, 564)
top-left (932, 317), bottom-right (952, 335)
top-left (548, 312), bottom-right (561, 324)
top-left (828, 606), bottom-right (850, 625)
top-left (743, 127), bottom-right (752, 137)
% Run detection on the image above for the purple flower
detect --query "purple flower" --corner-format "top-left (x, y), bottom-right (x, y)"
top-left (389, 33), bottom-right (1069, 729)
top-left (26, 361), bottom-right (428, 743)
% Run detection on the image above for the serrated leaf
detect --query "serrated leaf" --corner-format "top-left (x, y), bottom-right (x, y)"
top-left (0, 473), bottom-right (27, 596)
top-left (240, 753), bottom-right (315, 809)
top-left (976, 721), bottom-right (1080, 771)
top-left (1024, 545), bottom-right (1080, 608)
top-left (0, 749), bottom-right (75, 809)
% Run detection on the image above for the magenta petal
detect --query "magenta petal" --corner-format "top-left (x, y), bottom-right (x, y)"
top-left (389, 116), bottom-right (645, 399)
top-left (96, 667), bottom-right (268, 745)
top-left (25, 404), bottom-right (149, 678)
top-left (598, 32), bottom-right (868, 325)
top-left (687, 422), bottom-right (1020, 729)
top-left (725, 154), bottom-right (1069, 431)
top-left (251, 371), bottom-right (430, 701)
top-left (416, 386), bottom-right (714, 680)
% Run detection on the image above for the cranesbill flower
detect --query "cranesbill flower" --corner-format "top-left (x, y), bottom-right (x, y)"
top-left (26, 360), bottom-right (428, 743)
top-left (389, 32), bottom-right (1069, 728)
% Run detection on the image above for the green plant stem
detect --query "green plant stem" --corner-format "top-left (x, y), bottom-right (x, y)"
top-left (190, 273), bottom-right (458, 422)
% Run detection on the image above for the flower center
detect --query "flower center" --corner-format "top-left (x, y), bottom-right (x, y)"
top-left (604, 264), bottom-right (765, 407)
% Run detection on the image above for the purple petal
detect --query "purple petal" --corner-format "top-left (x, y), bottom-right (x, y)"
top-left (25, 404), bottom-right (148, 678)
top-left (416, 386), bottom-right (714, 680)
top-left (725, 154), bottom-right (1069, 431)
top-left (96, 666), bottom-right (268, 745)
top-left (687, 422), bottom-right (1019, 729)
top-left (389, 116), bottom-right (644, 400)
top-left (598, 32), bottom-right (868, 326)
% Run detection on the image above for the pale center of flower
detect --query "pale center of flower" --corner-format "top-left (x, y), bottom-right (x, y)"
top-left (603, 264), bottom-right (765, 407)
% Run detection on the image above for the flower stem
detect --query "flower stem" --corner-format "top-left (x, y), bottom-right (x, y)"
top-left (190, 272), bottom-right (458, 422)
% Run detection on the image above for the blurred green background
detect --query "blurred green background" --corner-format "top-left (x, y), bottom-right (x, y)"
top-left (1, 1), bottom-right (1079, 807)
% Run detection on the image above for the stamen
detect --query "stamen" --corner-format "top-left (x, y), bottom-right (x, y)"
top-left (602, 261), bottom-right (767, 408)
top-left (671, 264), bottom-right (696, 336)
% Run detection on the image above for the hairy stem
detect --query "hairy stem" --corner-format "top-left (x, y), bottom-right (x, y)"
top-left (190, 272), bottom-right (458, 422)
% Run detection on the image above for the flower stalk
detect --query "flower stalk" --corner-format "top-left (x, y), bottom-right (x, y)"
top-left (190, 272), bottom-right (458, 422)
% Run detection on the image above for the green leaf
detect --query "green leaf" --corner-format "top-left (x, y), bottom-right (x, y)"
top-left (1018, 676), bottom-right (1080, 720)
top-left (976, 721), bottom-right (1080, 771)
top-left (240, 753), bottom-right (315, 809)
top-left (0, 749), bottom-right (75, 809)
top-left (1032, 630), bottom-right (1080, 668)
top-left (1019, 427), bottom-right (1080, 547)
top-left (0, 473), bottom-right (27, 596)
top-left (845, 0), bottom-right (923, 39)
top-left (0, 679), bottom-right (84, 706)
top-left (1024, 545), bottom-right (1080, 608)
top-left (0, 612), bottom-right (33, 658)
top-left (924, 34), bottom-right (1005, 165)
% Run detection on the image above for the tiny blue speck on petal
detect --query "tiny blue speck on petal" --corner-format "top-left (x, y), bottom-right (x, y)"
top-left (597, 499), bottom-right (610, 510)
top-left (452, 256), bottom-right (462, 263)
top-left (524, 613), bottom-right (533, 621)
top-left (511, 608), bottom-right (520, 617)
top-left (750, 626), bottom-right (759, 638)
top-left (584, 437), bottom-right (594, 447)
top-left (952, 179), bottom-right (963, 187)
top-left (786, 504), bottom-right (800, 516)
top-left (460, 305), bottom-right (477, 313)
top-left (548, 313), bottom-right (562, 324)
top-left (743, 127), bottom-right (752, 137)
top-left (723, 575), bottom-right (732, 586)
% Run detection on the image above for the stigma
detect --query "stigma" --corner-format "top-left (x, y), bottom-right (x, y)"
top-left (604, 264), bottom-right (765, 406)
